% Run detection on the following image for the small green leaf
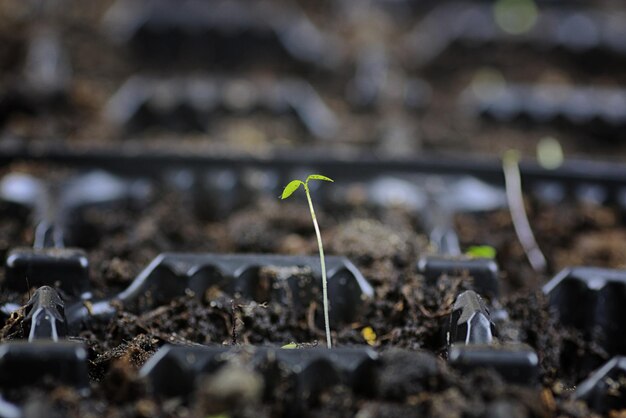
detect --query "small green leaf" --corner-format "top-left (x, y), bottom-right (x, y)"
top-left (306, 174), bottom-right (334, 183)
top-left (281, 342), bottom-right (298, 349)
top-left (280, 180), bottom-right (303, 199)
top-left (466, 245), bottom-right (497, 259)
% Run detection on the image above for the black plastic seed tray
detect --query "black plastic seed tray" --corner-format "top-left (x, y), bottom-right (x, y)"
top-left (0, 170), bottom-right (150, 299)
top-left (0, 28), bottom-right (70, 127)
top-left (419, 256), bottom-right (499, 298)
top-left (575, 356), bottom-right (626, 414)
top-left (461, 82), bottom-right (626, 133)
top-left (5, 248), bottom-right (89, 298)
top-left (543, 267), bottom-right (626, 374)
top-left (103, 0), bottom-right (341, 70)
top-left (116, 253), bottom-right (373, 321)
top-left (59, 252), bottom-right (372, 335)
top-left (347, 44), bottom-right (432, 110)
top-left (407, 3), bottom-right (626, 67)
top-left (448, 344), bottom-right (540, 385)
top-left (0, 341), bottom-right (89, 392)
top-left (3, 149), bottom-right (626, 206)
top-left (105, 75), bottom-right (338, 139)
top-left (140, 345), bottom-right (379, 400)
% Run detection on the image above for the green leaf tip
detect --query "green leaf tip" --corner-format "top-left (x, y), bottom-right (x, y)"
top-left (466, 245), bottom-right (497, 259)
top-left (306, 174), bottom-right (334, 183)
top-left (280, 180), bottom-right (303, 200)
top-left (281, 342), bottom-right (298, 349)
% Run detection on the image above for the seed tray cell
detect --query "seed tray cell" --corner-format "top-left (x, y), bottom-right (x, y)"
top-left (543, 267), bottom-right (626, 358)
top-left (117, 253), bottom-right (373, 323)
top-left (444, 289), bottom-right (540, 385)
top-left (347, 45), bottom-right (432, 111)
top-left (140, 345), bottom-right (379, 401)
top-left (0, 170), bottom-right (150, 299)
top-left (575, 356), bottom-right (626, 414)
top-left (461, 82), bottom-right (626, 133)
top-left (5, 248), bottom-right (89, 298)
top-left (103, 0), bottom-right (340, 70)
top-left (105, 76), bottom-right (338, 139)
top-left (407, 3), bottom-right (626, 67)
top-left (0, 28), bottom-right (70, 128)
top-left (61, 252), bottom-right (372, 333)
top-left (418, 256), bottom-right (499, 298)
top-left (448, 343), bottom-right (540, 385)
top-left (0, 341), bottom-right (89, 391)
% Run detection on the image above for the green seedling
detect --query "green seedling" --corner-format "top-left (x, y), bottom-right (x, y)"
top-left (280, 174), bottom-right (334, 348)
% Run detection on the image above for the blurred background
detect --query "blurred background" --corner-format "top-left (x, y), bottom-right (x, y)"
top-left (2, 0), bottom-right (626, 159)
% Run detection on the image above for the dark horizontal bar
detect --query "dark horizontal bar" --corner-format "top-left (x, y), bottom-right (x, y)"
top-left (1, 147), bottom-right (625, 190)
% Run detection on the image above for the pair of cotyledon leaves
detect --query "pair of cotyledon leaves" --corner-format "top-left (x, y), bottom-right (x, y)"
top-left (280, 174), bottom-right (334, 199)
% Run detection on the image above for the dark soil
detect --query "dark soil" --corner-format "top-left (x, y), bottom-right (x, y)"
top-left (0, 166), bottom-right (622, 417)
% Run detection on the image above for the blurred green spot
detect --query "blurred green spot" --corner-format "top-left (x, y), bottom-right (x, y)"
top-left (537, 137), bottom-right (564, 170)
top-left (494, 0), bottom-right (538, 35)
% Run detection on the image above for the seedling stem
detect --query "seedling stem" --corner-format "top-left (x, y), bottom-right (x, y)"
top-left (280, 174), bottom-right (334, 348)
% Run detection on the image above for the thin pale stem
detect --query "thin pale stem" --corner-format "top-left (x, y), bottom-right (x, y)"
top-left (304, 183), bottom-right (332, 348)
top-left (503, 154), bottom-right (547, 272)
